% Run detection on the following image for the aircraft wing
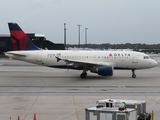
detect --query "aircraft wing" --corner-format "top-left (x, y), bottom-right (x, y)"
top-left (56, 57), bottom-right (115, 68)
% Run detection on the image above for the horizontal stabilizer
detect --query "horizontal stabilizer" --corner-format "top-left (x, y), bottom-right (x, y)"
top-left (4, 52), bottom-right (27, 57)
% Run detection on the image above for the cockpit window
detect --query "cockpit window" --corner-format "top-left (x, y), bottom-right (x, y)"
top-left (144, 56), bottom-right (150, 59)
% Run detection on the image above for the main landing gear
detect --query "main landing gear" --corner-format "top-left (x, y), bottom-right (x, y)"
top-left (132, 69), bottom-right (136, 78)
top-left (80, 72), bottom-right (87, 79)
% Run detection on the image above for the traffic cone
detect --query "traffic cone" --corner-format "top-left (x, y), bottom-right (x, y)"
top-left (33, 113), bottom-right (36, 120)
top-left (18, 116), bottom-right (20, 120)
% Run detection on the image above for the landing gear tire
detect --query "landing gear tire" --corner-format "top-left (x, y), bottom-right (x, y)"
top-left (132, 69), bottom-right (136, 78)
top-left (80, 72), bottom-right (87, 79)
top-left (132, 74), bottom-right (136, 78)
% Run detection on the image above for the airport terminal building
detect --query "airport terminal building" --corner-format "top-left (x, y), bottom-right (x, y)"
top-left (1, 33), bottom-right (159, 54)
top-left (0, 33), bottom-right (65, 54)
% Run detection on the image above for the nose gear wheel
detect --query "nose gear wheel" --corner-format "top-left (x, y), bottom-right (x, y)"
top-left (132, 69), bottom-right (136, 78)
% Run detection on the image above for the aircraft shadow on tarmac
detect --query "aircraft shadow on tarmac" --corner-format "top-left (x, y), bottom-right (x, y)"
top-left (35, 75), bottom-right (150, 80)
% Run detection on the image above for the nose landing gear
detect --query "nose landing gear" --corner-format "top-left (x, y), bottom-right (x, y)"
top-left (132, 69), bottom-right (136, 78)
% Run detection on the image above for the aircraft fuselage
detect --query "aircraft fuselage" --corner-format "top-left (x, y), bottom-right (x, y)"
top-left (5, 50), bottom-right (157, 70)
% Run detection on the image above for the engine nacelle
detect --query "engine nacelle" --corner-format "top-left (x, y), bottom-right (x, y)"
top-left (90, 66), bottom-right (113, 76)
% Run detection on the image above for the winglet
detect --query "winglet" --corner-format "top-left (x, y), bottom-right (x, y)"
top-left (8, 22), bottom-right (40, 51)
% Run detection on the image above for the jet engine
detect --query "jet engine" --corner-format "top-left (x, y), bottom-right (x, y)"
top-left (90, 66), bottom-right (113, 76)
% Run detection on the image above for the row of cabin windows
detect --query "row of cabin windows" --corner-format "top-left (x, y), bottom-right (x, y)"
top-left (49, 56), bottom-right (129, 59)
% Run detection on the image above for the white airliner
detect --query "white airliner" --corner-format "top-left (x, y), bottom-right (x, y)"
top-left (5, 23), bottom-right (158, 78)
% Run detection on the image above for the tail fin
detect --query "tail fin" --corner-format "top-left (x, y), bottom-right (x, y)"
top-left (8, 23), bottom-right (40, 50)
top-left (133, 43), bottom-right (140, 51)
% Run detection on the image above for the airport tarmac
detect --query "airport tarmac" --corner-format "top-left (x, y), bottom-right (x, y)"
top-left (0, 59), bottom-right (160, 120)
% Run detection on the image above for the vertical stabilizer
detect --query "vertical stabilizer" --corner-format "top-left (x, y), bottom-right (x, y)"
top-left (8, 23), bottom-right (40, 50)
top-left (133, 44), bottom-right (140, 51)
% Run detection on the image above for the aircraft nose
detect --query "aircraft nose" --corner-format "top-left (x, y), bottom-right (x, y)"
top-left (151, 59), bottom-right (158, 67)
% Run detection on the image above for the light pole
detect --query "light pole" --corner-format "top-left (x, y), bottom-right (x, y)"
top-left (77, 25), bottom-right (82, 48)
top-left (85, 28), bottom-right (88, 48)
top-left (64, 23), bottom-right (67, 49)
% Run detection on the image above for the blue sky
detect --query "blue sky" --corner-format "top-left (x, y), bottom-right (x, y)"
top-left (1, 0), bottom-right (160, 44)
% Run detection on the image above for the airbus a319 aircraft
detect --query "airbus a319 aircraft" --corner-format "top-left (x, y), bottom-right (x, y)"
top-left (5, 23), bottom-right (157, 78)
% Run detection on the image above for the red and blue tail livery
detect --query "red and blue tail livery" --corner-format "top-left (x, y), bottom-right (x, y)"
top-left (8, 23), bottom-right (40, 50)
